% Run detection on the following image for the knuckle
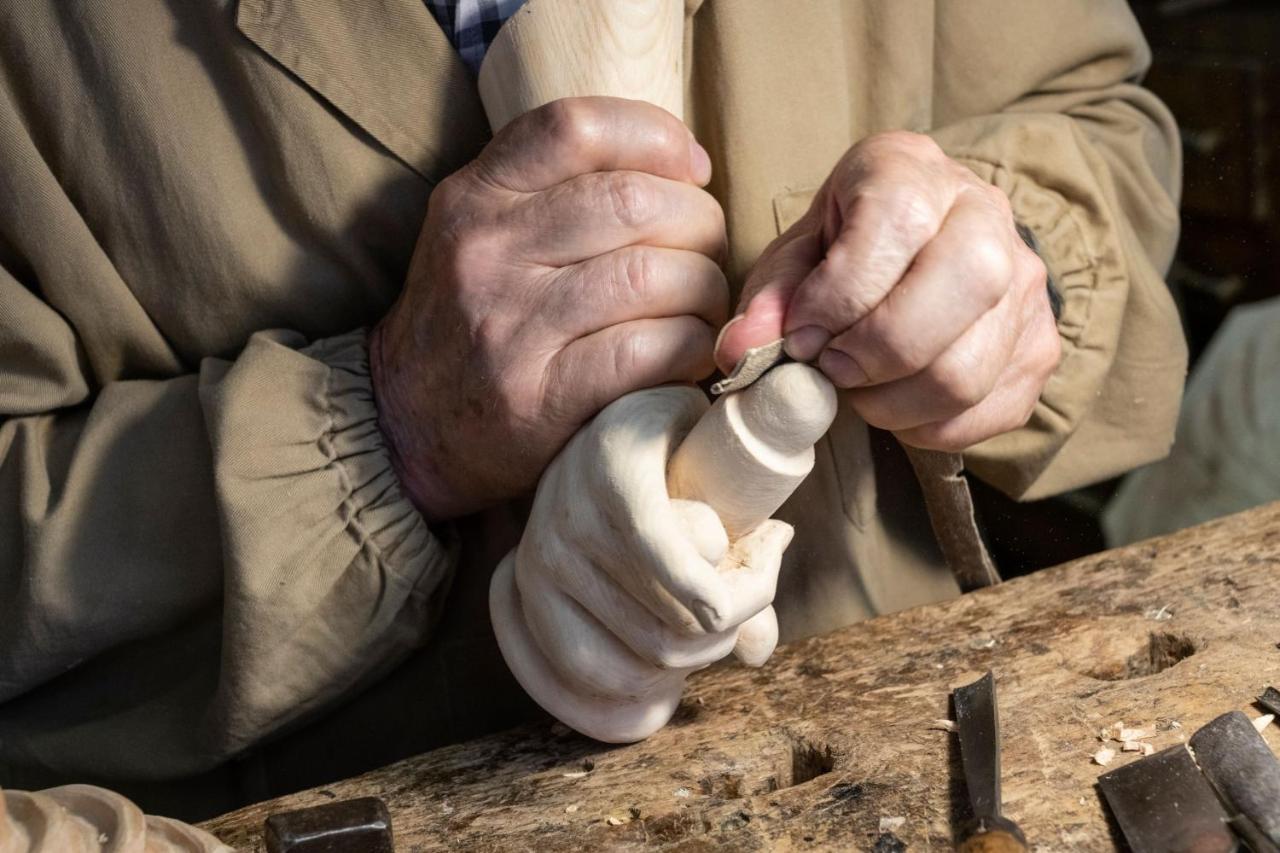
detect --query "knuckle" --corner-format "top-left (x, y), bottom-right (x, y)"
top-left (614, 247), bottom-right (658, 304)
top-left (603, 171), bottom-right (654, 229)
top-left (930, 351), bottom-right (987, 409)
top-left (880, 187), bottom-right (940, 246)
top-left (540, 97), bottom-right (601, 156)
top-left (967, 235), bottom-right (1014, 302)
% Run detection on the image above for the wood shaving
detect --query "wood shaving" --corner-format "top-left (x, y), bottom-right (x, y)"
top-left (1093, 747), bottom-right (1116, 766)
top-left (1121, 741), bottom-right (1143, 752)
top-left (928, 719), bottom-right (957, 733)
top-left (563, 771), bottom-right (589, 779)
top-left (606, 815), bottom-right (631, 827)
top-left (565, 804), bottom-right (580, 814)
top-left (879, 816), bottom-right (906, 833)
top-left (1141, 742), bottom-right (1155, 756)
top-left (1253, 714), bottom-right (1275, 733)
top-left (674, 787), bottom-right (691, 798)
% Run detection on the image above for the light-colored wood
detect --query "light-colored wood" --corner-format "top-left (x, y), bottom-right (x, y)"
top-left (668, 363), bottom-right (838, 541)
top-left (477, 0), bottom-right (684, 132)
top-left (204, 502), bottom-right (1280, 851)
top-left (478, 0), bottom-right (839, 745)
top-left (0, 785), bottom-right (232, 853)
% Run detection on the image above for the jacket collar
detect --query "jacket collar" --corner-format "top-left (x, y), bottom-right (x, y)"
top-left (236, 0), bottom-right (490, 181)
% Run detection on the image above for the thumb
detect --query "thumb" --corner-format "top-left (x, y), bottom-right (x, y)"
top-left (733, 606), bottom-right (779, 667)
top-left (714, 218), bottom-right (824, 375)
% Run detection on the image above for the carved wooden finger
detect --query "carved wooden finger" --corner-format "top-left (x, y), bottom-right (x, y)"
top-left (0, 785), bottom-right (231, 853)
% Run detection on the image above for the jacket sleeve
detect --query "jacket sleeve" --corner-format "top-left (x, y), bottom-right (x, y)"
top-left (927, 0), bottom-right (1186, 500)
top-left (0, 81), bottom-right (453, 781)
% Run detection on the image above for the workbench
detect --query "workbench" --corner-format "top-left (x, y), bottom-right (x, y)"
top-left (202, 501), bottom-right (1280, 851)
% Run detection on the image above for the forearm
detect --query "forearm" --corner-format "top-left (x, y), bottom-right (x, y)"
top-left (928, 0), bottom-right (1185, 499)
top-left (0, 326), bottom-right (455, 780)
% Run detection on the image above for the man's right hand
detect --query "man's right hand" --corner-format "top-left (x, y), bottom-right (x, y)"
top-left (370, 97), bottom-right (728, 522)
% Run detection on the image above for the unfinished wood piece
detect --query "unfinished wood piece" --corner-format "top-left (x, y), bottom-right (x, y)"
top-left (477, 0), bottom-right (684, 131)
top-left (0, 785), bottom-right (232, 852)
top-left (668, 362), bottom-right (838, 541)
top-left (491, 367), bottom-right (833, 743)
top-left (479, 0), bottom-right (838, 744)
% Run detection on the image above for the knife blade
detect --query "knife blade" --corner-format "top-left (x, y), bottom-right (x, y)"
top-left (952, 671), bottom-right (1028, 852)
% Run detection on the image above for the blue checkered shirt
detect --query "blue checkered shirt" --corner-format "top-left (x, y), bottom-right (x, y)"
top-left (425, 0), bottom-right (529, 74)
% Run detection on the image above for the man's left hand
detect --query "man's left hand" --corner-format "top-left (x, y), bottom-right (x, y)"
top-left (715, 131), bottom-right (1061, 452)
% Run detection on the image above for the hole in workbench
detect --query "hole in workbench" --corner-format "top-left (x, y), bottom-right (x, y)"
top-left (789, 738), bottom-right (836, 785)
top-left (1084, 631), bottom-right (1203, 681)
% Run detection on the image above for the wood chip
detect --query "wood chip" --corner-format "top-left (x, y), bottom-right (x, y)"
top-left (565, 804), bottom-right (579, 814)
top-left (1121, 741), bottom-right (1144, 752)
top-left (1141, 742), bottom-right (1155, 756)
top-left (1253, 714), bottom-right (1275, 733)
top-left (562, 771), bottom-right (589, 779)
top-left (1093, 747), bottom-right (1116, 766)
top-left (606, 815), bottom-right (631, 827)
top-left (674, 787), bottom-right (691, 798)
top-left (928, 719), bottom-right (957, 733)
top-left (879, 816), bottom-right (906, 833)
top-left (1118, 726), bottom-right (1156, 741)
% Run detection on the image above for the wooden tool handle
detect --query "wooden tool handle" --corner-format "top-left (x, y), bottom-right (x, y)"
top-left (478, 0), bottom-right (684, 131)
top-left (956, 817), bottom-right (1030, 853)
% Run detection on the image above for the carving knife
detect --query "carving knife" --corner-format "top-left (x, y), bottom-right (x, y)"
top-left (716, 340), bottom-right (1002, 592)
top-left (952, 671), bottom-right (1029, 852)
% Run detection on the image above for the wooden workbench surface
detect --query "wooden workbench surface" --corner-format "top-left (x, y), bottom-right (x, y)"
top-left (203, 502), bottom-right (1280, 851)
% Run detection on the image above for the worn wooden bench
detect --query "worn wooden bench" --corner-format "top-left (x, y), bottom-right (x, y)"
top-left (203, 501), bottom-right (1280, 851)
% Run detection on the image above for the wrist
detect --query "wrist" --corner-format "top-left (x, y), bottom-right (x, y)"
top-left (368, 319), bottom-right (458, 523)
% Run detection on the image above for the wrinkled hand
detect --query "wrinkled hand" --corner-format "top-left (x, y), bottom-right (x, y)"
top-left (371, 97), bottom-right (727, 521)
top-left (716, 131), bottom-right (1060, 452)
top-left (490, 386), bottom-right (791, 742)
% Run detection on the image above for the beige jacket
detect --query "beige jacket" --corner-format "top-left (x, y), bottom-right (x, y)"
top-left (0, 0), bottom-right (1184, 806)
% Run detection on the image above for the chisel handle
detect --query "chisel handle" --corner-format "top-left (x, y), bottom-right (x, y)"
top-left (956, 816), bottom-right (1029, 853)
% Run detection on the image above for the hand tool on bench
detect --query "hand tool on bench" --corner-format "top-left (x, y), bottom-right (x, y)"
top-left (264, 797), bottom-right (394, 853)
top-left (1098, 744), bottom-right (1238, 853)
top-left (951, 671), bottom-right (1029, 852)
top-left (1190, 711), bottom-right (1280, 852)
top-left (1258, 686), bottom-right (1280, 717)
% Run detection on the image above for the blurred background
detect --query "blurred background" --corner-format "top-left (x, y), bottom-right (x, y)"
top-left (983, 0), bottom-right (1280, 576)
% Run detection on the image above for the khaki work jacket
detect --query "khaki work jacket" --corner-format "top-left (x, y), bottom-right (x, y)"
top-left (0, 0), bottom-right (1185, 813)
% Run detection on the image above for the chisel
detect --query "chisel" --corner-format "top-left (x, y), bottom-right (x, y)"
top-left (952, 671), bottom-right (1029, 852)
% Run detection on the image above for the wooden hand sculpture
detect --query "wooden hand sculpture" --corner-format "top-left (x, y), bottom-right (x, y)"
top-left (479, 0), bottom-right (839, 741)
top-left (0, 784), bottom-right (232, 853)
top-left (491, 366), bottom-right (837, 742)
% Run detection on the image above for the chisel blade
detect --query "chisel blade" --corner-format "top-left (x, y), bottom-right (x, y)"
top-left (1190, 711), bottom-right (1280, 849)
top-left (953, 670), bottom-right (1003, 820)
top-left (1098, 744), bottom-right (1237, 853)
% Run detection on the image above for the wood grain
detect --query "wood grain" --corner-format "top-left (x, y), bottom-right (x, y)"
top-left (203, 501), bottom-right (1280, 851)
top-left (477, 0), bottom-right (684, 131)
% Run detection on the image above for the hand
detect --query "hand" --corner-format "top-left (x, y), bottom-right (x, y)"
top-left (490, 385), bottom-right (791, 742)
top-left (371, 97), bottom-right (728, 521)
top-left (716, 131), bottom-right (1060, 452)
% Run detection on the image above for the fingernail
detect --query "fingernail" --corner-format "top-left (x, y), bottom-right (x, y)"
top-left (689, 139), bottom-right (712, 185)
top-left (784, 325), bottom-right (832, 362)
top-left (819, 348), bottom-right (868, 388)
top-left (715, 314), bottom-right (744, 355)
